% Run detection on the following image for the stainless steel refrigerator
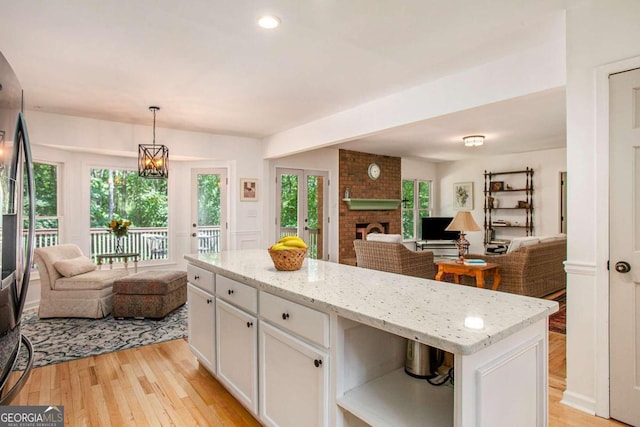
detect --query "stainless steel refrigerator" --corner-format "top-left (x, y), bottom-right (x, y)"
top-left (0, 51), bottom-right (36, 404)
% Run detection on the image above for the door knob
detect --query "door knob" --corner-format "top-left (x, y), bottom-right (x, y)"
top-left (615, 261), bottom-right (631, 273)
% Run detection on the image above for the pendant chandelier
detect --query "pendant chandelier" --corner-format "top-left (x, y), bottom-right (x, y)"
top-left (138, 106), bottom-right (169, 178)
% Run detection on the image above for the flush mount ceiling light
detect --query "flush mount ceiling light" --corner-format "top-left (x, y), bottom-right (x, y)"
top-left (138, 106), bottom-right (169, 179)
top-left (258, 15), bottom-right (281, 29)
top-left (463, 135), bottom-right (485, 147)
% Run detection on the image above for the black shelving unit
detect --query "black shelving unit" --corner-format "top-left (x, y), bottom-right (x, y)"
top-left (483, 167), bottom-right (534, 246)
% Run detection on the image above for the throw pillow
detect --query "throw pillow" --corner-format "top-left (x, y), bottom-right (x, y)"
top-left (54, 256), bottom-right (97, 278)
top-left (366, 233), bottom-right (403, 243)
top-left (506, 237), bottom-right (540, 253)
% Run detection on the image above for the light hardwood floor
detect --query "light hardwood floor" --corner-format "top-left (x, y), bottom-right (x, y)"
top-left (9, 334), bottom-right (629, 426)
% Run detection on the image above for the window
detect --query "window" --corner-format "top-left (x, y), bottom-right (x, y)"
top-left (402, 179), bottom-right (432, 240)
top-left (27, 162), bottom-right (61, 249)
top-left (90, 168), bottom-right (168, 260)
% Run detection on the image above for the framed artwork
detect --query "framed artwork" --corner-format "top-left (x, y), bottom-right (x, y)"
top-left (454, 182), bottom-right (473, 210)
top-left (240, 178), bottom-right (258, 201)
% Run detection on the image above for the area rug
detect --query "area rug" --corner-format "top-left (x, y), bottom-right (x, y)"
top-left (549, 293), bottom-right (566, 334)
top-left (15, 304), bottom-right (187, 370)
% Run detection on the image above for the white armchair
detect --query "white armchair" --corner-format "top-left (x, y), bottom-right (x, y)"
top-left (35, 244), bottom-right (130, 318)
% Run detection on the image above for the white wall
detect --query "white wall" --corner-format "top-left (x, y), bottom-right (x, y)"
top-left (401, 157), bottom-right (438, 182)
top-left (564, 0), bottom-right (640, 417)
top-left (23, 111), bottom-right (263, 309)
top-left (436, 148), bottom-right (566, 254)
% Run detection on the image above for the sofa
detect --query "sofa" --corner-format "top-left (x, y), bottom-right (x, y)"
top-left (353, 238), bottom-right (436, 279)
top-left (465, 236), bottom-right (566, 297)
top-left (35, 244), bottom-right (130, 318)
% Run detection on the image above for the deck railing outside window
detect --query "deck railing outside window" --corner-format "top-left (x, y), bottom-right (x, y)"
top-left (25, 226), bottom-right (222, 263)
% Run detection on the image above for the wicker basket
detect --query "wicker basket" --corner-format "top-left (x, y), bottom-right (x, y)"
top-left (268, 247), bottom-right (307, 271)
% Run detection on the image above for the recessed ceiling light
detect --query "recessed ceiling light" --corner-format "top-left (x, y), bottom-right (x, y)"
top-left (258, 15), bottom-right (281, 29)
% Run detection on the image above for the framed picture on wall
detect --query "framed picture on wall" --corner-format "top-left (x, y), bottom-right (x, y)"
top-left (454, 182), bottom-right (473, 210)
top-left (240, 178), bottom-right (258, 201)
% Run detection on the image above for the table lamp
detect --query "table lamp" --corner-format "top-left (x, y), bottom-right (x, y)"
top-left (445, 211), bottom-right (481, 263)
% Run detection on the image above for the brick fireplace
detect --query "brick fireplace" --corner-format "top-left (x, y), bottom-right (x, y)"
top-left (339, 149), bottom-right (401, 265)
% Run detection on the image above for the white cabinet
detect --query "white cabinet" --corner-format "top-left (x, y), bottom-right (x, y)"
top-left (260, 291), bottom-right (329, 348)
top-left (259, 321), bottom-right (329, 427)
top-left (187, 264), bottom-right (216, 373)
top-left (216, 298), bottom-right (258, 414)
top-left (217, 275), bottom-right (257, 313)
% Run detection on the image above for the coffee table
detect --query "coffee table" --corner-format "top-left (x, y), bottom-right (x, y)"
top-left (434, 259), bottom-right (501, 290)
top-left (96, 252), bottom-right (140, 273)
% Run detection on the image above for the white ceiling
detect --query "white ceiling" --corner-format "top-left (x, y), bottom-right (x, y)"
top-left (0, 0), bottom-right (567, 161)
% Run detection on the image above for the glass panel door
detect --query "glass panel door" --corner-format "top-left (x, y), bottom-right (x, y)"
top-left (191, 168), bottom-right (227, 254)
top-left (305, 172), bottom-right (326, 260)
top-left (276, 168), bottom-right (328, 260)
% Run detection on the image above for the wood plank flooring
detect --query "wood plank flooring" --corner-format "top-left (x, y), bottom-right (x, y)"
top-left (8, 334), bottom-right (629, 426)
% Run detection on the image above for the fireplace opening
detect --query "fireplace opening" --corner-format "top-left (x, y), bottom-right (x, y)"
top-left (356, 222), bottom-right (389, 240)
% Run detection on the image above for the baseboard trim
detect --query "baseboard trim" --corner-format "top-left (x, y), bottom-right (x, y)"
top-left (561, 389), bottom-right (597, 415)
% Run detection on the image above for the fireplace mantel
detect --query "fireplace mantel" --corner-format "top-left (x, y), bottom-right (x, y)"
top-left (342, 198), bottom-right (402, 210)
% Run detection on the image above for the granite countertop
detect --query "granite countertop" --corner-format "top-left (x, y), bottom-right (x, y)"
top-left (185, 249), bottom-right (558, 355)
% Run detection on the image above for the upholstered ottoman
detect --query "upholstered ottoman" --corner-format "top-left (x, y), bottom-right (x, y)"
top-left (112, 270), bottom-right (187, 319)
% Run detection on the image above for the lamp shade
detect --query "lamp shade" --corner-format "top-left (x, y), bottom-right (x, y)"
top-left (445, 211), bottom-right (481, 232)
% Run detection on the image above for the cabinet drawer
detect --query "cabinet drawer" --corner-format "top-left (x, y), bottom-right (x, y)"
top-left (216, 275), bottom-right (258, 314)
top-left (187, 264), bottom-right (214, 294)
top-left (260, 292), bottom-right (329, 348)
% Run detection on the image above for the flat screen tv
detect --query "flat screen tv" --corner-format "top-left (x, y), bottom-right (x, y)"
top-left (421, 217), bottom-right (458, 241)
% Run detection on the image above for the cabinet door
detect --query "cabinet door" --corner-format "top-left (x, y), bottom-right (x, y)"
top-left (216, 298), bottom-right (258, 414)
top-left (187, 283), bottom-right (215, 372)
top-left (259, 322), bottom-right (329, 427)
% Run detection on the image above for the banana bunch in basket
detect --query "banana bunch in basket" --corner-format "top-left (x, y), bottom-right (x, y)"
top-left (270, 235), bottom-right (308, 250)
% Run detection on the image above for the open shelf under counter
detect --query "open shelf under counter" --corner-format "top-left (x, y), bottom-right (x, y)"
top-left (338, 368), bottom-right (453, 427)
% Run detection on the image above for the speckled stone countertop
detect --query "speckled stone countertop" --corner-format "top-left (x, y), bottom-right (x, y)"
top-left (185, 249), bottom-right (558, 355)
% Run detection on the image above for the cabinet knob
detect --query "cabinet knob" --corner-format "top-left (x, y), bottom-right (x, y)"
top-left (194, 275), bottom-right (200, 280)
top-left (314, 359), bottom-right (323, 368)
top-left (282, 313), bottom-right (290, 320)
top-left (206, 298), bottom-right (212, 304)
top-left (247, 321), bottom-right (253, 328)
top-left (228, 289), bottom-right (234, 295)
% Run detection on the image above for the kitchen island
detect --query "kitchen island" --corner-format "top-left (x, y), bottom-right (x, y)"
top-left (185, 249), bottom-right (557, 427)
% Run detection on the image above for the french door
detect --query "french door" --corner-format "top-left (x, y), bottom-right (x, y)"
top-left (191, 168), bottom-right (227, 254)
top-left (276, 168), bottom-right (328, 260)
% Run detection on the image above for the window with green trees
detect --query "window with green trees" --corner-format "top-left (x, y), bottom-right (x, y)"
top-left (402, 179), bottom-right (431, 240)
top-left (279, 173), bottom-right (299, 229)
top-left (25, 162), bottom-right (60, 248)
top-left (197, 174), bottom-right (221, 227)
top-left (90, 168), bottom-right (168, 228)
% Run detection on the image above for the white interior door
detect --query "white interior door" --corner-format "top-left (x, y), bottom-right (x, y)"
top-left (191, 168), bottom-right (227, 254)
top-left (610, 67), bottom-right (640, 425)
top-left (276, 168), bottom-right (328, 260)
